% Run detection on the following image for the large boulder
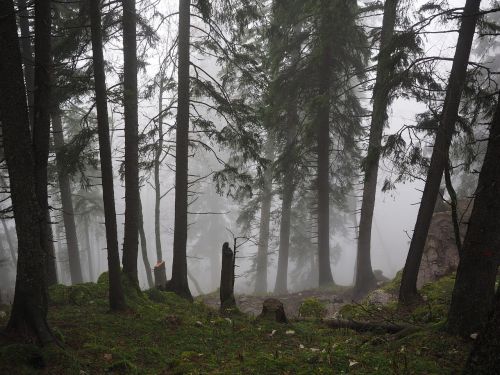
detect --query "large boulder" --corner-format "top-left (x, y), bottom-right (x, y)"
top-left (417, 198), bottom-right (473, 288)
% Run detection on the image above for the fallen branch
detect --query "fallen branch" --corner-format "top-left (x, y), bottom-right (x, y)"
top-left (324, 318), bottom-right (415, 334)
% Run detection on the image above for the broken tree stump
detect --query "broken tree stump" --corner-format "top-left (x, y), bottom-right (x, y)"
top-left (258, 298), bottom-right (288, 323)
top-left (220, 242), bottom-right (236, 311)
top-left (154, 261), bottom-right (167, 289)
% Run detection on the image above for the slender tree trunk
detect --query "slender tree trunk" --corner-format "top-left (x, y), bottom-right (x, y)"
top-left (52, 111), bottom-right (84, 284)
top-left (1, 218), bottom-right (17, 266)
top-left (31, 0), bottom-right (58, 287)
top-left (255, 138), bottom-right (273, 295)
top-left (121, 0), bottom-right (141, 286)
top-left (274, 91), bottom-right (298, 294)
top-left (444, 163), bottom-right (462, 253)
top-left (446, 93), bottom-right (500, 337)
top-left (0, 0), bottom-right (53, 344)
top-left (168, 0), bottom-right (192, 301)
top-left (317, 9), bottom-right (334, 286)
top-left (83, 216), bottom-right (94, 282)
top-left (89, 0), bottom-right (126, 310)
top-left (354, 0), bottom-right (398, 298)
top-left (138, 197), bottom-right (154, 288)
top-left (399, 0), bottom-right (481, 304)
top-left (462, 285), bottom-right (500, 374)
top-left (155, 77), bottom-right (164, 263)
top-left (17, 0), bottom-right (35, 133)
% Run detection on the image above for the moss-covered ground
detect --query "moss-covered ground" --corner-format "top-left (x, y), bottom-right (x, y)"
top-left (0, 273), bottom-right (472, 374)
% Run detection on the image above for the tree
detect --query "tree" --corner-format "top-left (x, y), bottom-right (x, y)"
top-left (462, 285), bottom-right (500, 374)
top-left (121, 0), bottom-right (141, 286)
top-left (0, 0), bottom-right (53, 344)
top-left (168, 0), bottom-right (193, 300)
top-left (31, 0), bottom-right (58, 286)
top-left (354, 0), bottom-right (398, 298)
top-left (52, 111), bottom-right (84, 284)
top-left (399, 0), bottom-right (482, 304)
top-left (446, 92), bottom-right (500, 337)
top-left (89, 0), bottom-right (126, 310)
top-left (138, 197), bottom-right (154, 288)
top-left (316, 0), bottom-right (336, 286)
top-left (17, 0), bottom-right (35, 132)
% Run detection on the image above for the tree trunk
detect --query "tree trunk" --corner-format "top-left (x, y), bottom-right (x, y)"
top-left (153, 75), bottom-right (168, 288)
top-left (52, 111), bottom-right (84, 284)
top-left (275, 91), bottom-right (298, 294)
top-left (138, 197), bottom-right (154, 289)
top-left (121, 0), bottom-right (141, 286)
top-left (155, 77), bottom-right (164, 263)
top-left (220, 242), bottom-right (236, 311)
top-left (255, 138), bottom-right (273, 294)
top-left (399, 0), bottom-right (481, 304)
top-left (0, 0), bottom-right (53, 344)
top-left (89, 0), bottom-right (126, 310)
top-left (462, 286), bottom-right (500, 374)
top-left (354, 0), bottom-right (398, 298)
top-left (168, 0), bottom-right (192, 301)
top-left (317, 9), bottom-right (334, 286)
top-left (1, 218), bottom-right (17, 266)
top-left (31, 0), bottom-right (58, 287)
top-left (83, 216), bottom-right (94, 282)
top-left (446, 93), bottom-right (500, 337)
top-left (17, 0), bottom-right (35, 133)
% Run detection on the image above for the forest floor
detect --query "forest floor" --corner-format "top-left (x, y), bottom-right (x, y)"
top-left (0, 273), bottom-right (473, 374)
top-left (202, 285), bottom-right (351, 318)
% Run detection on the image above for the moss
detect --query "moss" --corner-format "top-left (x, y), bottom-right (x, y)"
top-left (0, 274), bottom-right (471, 374)
top-left (298, 297), bottom-right (327, 319)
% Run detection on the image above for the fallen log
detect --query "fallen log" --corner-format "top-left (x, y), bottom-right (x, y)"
top-left (324, 318), bottom-right (415, 335)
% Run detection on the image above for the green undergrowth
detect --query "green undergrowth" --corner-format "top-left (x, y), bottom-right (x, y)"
top-left (0, 273), bottom-right (471, 374)
top-left (340, 274), bottom-right (456, 326)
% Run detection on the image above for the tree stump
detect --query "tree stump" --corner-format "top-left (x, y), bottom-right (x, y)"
top-left (220, 242), bottom-right (236, 311)
top-left (258, 298), bottom-right (288, 323)
top-left (154, 261), bottom-right (167, 289)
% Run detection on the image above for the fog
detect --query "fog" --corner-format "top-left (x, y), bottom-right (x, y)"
top-left (0, 0), bottom-right (492, 301)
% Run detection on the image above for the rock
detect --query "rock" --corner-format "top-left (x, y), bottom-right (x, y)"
top-left (366, 289), bottom-right (394, 305)
top-left (417, 198), bottom-right (473, 288)
top-left (258, 298), bottom-right (288, 323)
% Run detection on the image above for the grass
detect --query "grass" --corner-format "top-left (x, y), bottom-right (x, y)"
top-left (0, 273), bottom-right (472, 374)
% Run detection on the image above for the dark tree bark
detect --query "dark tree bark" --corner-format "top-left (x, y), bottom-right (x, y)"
top-left (121, 0), bottom-right (141, 286)
top-left (0, 0), bottom-right (53, 344)
top-left (31, 0), bottom-right (58, 287)
top-left (399, 0), bottom-right (481, 304)
top-left (17, 0), bottom-right (35, 132)
top-left (354, 0), bottom-right (398, 298)
top-left (52, 111), bottom-right (84, 284)
top-left (167, 0), bottom-right (192, 301)
top-left (89, 0), bottom-right (126, 310)
top-left (316, 7), bottom-right (334, 286)
top-left (255, 138), bottom-right (273, 295)
top-left (274, 92), bottom-right (298, 294)
top-left (220, 242), bottom-right (236, 311)
top-left (462, 286), bottom-right (500, 374)
top-left (138, 197), bottom-right (154, 289)
top-left (446, 93), bottom-right (500, 337)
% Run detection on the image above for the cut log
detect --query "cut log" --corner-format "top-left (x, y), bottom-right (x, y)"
top-left (154, 261), bottom-right (167, 289)
top-left (258, 298), bottom-right (288, 323)
top-left (324, 318), bottom-right (413, 334)
top-left (220, 242), bottom-right (236, 311)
